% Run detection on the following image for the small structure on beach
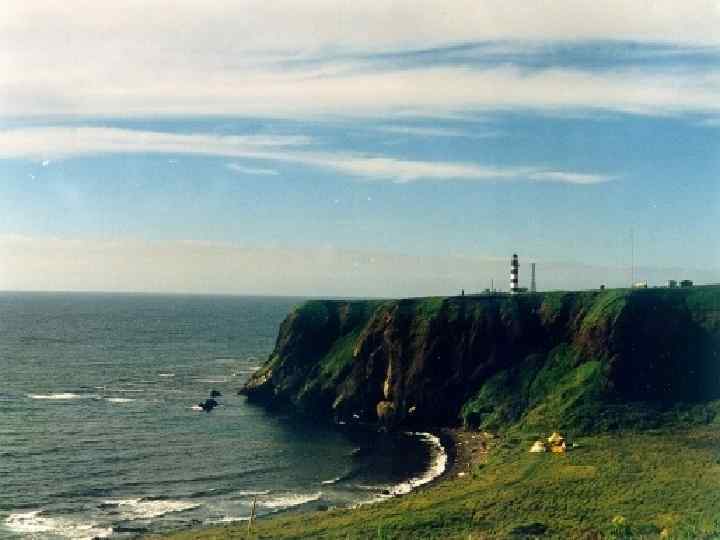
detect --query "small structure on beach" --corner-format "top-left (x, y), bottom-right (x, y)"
top-left (529, 440), bottom-right (547, 453)
top-left (547, 432), bottom-right (567, 453)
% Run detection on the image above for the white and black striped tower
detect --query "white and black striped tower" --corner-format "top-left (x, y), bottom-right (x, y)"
top-left (510, 254), bottom-right (519, 293)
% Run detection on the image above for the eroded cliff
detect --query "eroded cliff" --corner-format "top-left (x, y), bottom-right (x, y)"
top-left (241, 286), bottom-right (720, 433)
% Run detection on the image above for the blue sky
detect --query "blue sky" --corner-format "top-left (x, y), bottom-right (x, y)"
top-left (0, 2), bottom-right (718, 295)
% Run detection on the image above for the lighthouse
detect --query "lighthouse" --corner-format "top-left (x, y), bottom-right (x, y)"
top-left (510, 254), bottom-right (519, 293)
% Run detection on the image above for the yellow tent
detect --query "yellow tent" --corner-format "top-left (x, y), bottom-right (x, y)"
top-left (548, 432), bottom-right (564, 445)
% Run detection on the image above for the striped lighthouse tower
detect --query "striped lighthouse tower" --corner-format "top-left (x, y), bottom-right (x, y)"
top-left (510, 254), bottom-right (519, 293)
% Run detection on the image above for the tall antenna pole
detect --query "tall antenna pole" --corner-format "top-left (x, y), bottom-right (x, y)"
top-left (531, 262), bottom-right (536, 293)
top-left (631, 228), bottom-right (635, 286)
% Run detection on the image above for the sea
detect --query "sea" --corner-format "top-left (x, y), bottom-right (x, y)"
top-left (0, 292), bottom-right (446, 539)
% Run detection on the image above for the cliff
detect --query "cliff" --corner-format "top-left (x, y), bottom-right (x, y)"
top-left (241, 286), bottom-right (720, 433)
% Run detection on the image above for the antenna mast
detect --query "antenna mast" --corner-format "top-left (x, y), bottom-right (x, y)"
top-left (631, 228), bottom-right (635, 286)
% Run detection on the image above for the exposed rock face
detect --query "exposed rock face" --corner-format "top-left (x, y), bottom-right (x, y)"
top-left (241, 287), bottom-right (720, 432)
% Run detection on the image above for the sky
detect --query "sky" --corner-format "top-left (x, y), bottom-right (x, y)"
top-left (1, 1), bottom-right (719, 296)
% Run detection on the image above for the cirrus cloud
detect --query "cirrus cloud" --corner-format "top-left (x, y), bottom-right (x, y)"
top-left (0, 126), bottom-right (613, 184)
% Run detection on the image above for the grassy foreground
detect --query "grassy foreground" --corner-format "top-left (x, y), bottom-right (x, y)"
top-left (149, 426), bottom-right (720, 539)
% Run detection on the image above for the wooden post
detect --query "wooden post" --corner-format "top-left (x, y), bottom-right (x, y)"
top-left (247, 495), bottom-right (257, 534)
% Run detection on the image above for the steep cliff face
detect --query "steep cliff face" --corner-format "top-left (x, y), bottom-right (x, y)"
top-left (241, 287), bottom-right (720, 433)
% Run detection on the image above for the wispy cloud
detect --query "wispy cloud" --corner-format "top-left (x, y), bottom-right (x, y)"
top-left (527, 171), bottom-right (615, 184)
top-left (0, 127), bottom-right (312, 160)
top-left (226, 163), bottom-right (279, 176)
top-left (375, 125), bottom-right (499, 138)
top-left (3, 62), bottom-right (719, 119)
top-left (2, 3), bottom-right (720, 119)
top-left (0, 126), bottom-right (613, 185)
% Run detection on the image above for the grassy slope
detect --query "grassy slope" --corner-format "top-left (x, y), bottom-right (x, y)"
top-left (159, 287), bottom-right (720, 539)
top-left (150, 426), bottom-right (720, 540)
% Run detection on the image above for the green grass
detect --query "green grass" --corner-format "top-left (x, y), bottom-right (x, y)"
top-left (298, 328), bottom-right (365, 398)
top-left (149, 426), bottom-right (720, 540)
top-left (460, 344), bottom-right (608, 434)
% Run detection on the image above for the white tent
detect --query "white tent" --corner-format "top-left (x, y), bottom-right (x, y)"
top-left (529, 440), bottom-right (547, 453)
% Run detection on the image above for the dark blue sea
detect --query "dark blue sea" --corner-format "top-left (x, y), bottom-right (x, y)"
top-left (0, 293), bottom-right (445, 539)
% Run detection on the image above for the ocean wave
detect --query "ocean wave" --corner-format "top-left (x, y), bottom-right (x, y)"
top-left (321, 476), bottom-right (342, 485)
top-left (106, 397), bottom-right (135, 403)
top-left (320, 468), bottom-right (356, 485)
top-left (206, 515), bottom-right (249, 524)
top-left (234, 490), bottom-right (270, 496)
top-left (389, 432), bottom-right (447, 496)
top-left (102, 498), bottom-right (200, 520)
top-left (5, 510), bottom-right (112, 539)
top-left (260, 492), bottom-right (322, 510)
top-left (192, 377), bottom-right (229, 384)
top-left (353, 432), bottom-right (448, 506)
top-left (158, 373), bottom-right (175, 377)
top-left (27, 393), bottom-right (97, 400)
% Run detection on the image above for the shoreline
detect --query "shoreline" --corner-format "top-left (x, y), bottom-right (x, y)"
top-left (141, 427), bottom-right (480, 539)
top-left (421, 428), bottom-right (492, 489)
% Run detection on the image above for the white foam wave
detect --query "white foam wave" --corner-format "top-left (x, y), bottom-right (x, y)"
top-left (192, 377), bottom-right (228, 384)
top-left (106, 397), bottom-right (135, 403)
top-left (103, 498), bottom-right (200, 520)
top-left (5, 510), bottom-right (112, 539)
top-left (28, 393), bottom-right (96, 400)
top-left (158, 373), bottom-right (175, 377)
top-left (353, 432), bottom-right (448, 507)
top-left (206, 516), bottom-right (250, 524)
top-left (261, 492), bottom-right (322, 510)
top-left (389, 432), bottom-right (447, 496)
top-left (235, 490), bottom-right (270, 496)
top-left (321, 476), bottom-right (342, 485)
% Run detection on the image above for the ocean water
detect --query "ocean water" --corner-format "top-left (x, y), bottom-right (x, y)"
top-left (0, 293), bottom-right (445, 539)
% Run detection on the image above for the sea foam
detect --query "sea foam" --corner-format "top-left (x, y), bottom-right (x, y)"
top-left (103, 498), bottom-right (200, 520)
top-left (388, 432), bottom-right (448, 496)
top-left (261, 492), bottom-right (322, 510)
top-left (5, 510), bottom-right (112, 539)
top-left (28, 393), bottom-right (95, 400)
top-left (354, 432), bottom-right (448, 506)
top-left (106, 397), bottom-right (135, 403)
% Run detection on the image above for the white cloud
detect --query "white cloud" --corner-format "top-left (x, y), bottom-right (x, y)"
top-left (2, 62), bottom-right (718, 119)
top-left (0, 127), bottom-right (312, 160)
top-left (527, 171), bottom-right (615, 185)
top-left (0, 126), bottom-right (613, 184)
top-left (1, 2), bottom-right (719, 118)
top-left (376, 126), bottom-right (497, 138)
top-left (227, 163), bottom-right (279, 176)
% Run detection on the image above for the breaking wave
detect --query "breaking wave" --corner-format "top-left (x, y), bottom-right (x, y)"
top-left (102, 498), bottom-right (200, 520)
top-left (4, 510), bottom-right (112, 540)
top-left (260, 492), bottom-right (322, 510)
top-left (27, 393), bottom-right (96, 400)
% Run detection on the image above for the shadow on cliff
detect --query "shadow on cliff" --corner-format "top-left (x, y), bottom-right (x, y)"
top-left (240, 286), bottom-right (720, 435)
